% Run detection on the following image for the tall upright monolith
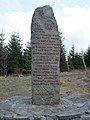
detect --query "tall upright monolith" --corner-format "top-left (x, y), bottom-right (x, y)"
top-left (31, 5), bottom-right (60, 105)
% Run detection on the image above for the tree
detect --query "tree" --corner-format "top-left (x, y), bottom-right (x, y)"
top-left (74, 52), bottom-right (84, 69)
top-left (59, 30), bottom-right (67, 72)
top-left (22, 42), bottom-right (31, 75)
top-left (7, 32), bottom-right (22, 74)
top-left (0, 30), bottom-right (7, 76)
top-left (69, 45), bottom-right (75, 69)
top-left (84, 46), bottom-right (90, 68)
top-left (69, 45), bottom-right (84, 70)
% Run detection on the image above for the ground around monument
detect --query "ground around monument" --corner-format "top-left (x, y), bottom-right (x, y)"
top-left (0, 70), bottom-right (90, 120)
top-left (0, 70), bottom-right (89, 102)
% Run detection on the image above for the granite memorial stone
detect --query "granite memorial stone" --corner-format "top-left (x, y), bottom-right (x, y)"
top-left (31, 5), bottom-right (60, 105)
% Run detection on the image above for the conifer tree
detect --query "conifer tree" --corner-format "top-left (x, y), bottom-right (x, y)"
top-left (69, 45), bottom-right (84, 70)
top-left (74, 52), bottom-right (84, 69)
top-left (59, 30), bottom-right (67, 72)
top-left (84, 46), bottom-right (90, 68)
top-left (0, 30), bottom-right (7, 76)
top-left (7, 32), bottom-right (22, 74)
top-left (22, 42), bottom-right (31, 75)
top-left (69, 45), bottom-right (75, 70)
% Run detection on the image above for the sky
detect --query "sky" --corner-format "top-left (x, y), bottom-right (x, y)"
top-left (0, 0), bottom-right (90, 54)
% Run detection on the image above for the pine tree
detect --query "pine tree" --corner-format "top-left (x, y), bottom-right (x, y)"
top-left (59, 30), bottom-right (67, 72)
top-left (69, 45), bottom-right (75, 70)
top-left (0, 30), bottom-right (7, 76)
top-left (74, 52), bottom-right (84, 69)
top-left (22, 42), bottom-right (31, 75)
top-left (69, 45), bottom-right (84, 70)
top-left (7, 32), bottom-right (22, 74)
top-left (84, 46), bottom-right (90, 68)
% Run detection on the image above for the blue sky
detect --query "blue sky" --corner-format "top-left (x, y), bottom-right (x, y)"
top-left (0, 0), bottom-right (90, 53)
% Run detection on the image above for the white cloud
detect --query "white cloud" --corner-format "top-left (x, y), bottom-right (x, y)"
top-left (0, 0), bottom-right (22, 12)
top-left (0, 9), bottom-right (34, 47)
top-left (0, 5), bottom-right (90, 53)
top-left (55, 6), bottom-right (90, 53)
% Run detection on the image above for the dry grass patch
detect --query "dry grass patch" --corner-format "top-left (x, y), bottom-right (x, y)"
top-left (0, 70), bottom-right (90, 101)
top-left (0, 76), bottom-right (31, 101)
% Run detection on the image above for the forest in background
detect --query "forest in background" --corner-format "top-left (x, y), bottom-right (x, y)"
top-left (0, 30), bottom-right (90, 76)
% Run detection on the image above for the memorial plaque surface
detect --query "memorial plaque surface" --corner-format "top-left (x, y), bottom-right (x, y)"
top-left (31, 5), bottom-right (60, 105)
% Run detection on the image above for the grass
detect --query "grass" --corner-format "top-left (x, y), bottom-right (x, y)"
top-left (0, 76), bottom-right (31, 101)
top-left (0, 70), bottom-right (90, 101)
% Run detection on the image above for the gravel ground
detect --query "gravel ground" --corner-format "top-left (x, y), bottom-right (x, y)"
top-left (0, 94), bottom-right (90, 120)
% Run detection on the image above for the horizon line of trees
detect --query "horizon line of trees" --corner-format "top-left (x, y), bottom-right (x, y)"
top-left (0, 30), bottom-right (90, 76)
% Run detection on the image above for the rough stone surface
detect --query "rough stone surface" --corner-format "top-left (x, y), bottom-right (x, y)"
top-left (0, 94), bottom-right (90, 120)
top-left (31, 5), bottom-right (60, 105)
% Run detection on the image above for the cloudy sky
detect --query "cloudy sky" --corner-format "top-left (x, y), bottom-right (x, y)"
top-left (0, 0), bottom-right (90, 53)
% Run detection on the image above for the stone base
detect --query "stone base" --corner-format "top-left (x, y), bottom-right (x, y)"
top-left (0, 95), bottom-right (90, 120)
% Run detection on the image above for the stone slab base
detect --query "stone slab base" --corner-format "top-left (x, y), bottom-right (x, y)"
top-left (0, 94), bottom-right (90, 120)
